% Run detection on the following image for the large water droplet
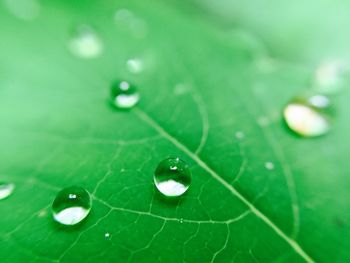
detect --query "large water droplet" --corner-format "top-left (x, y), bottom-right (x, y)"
top-left (110, 80), bottom-right (140, 109)
top-left (283, 94), bottom-right (332, 137)
top-left (154, 157), bottom-right (191, 197)
top-left (52, 186), bottom-right (91, 225)
top-left (68, 25), bottom-right (103, 59)
top-left (0, 183), bottom-right (15, 200)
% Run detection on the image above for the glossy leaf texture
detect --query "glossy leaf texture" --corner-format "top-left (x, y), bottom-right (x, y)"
top-left (0, 0), bottom-right (349, 262)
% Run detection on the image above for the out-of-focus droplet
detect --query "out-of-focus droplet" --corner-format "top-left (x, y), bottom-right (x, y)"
top-left (4, 0), bottom-right (40, 20)
top-left (52, 186), bottom-right (91, 226)
top-left (126, 58), bottom-right (143, 74)
top-left (314, 60), bottom-right (348, 94)
top-left (110, 80), bottom-right (140, 109)
top-left (283, 94), bottom-right (332, 137)
top-left (154, 157), bottom-right (191, 197)
top-left (0, 183), bottom-right (15, 200)
top-left (174, 83), bottom-right (190, 96)
top-left (235, 131), bottom-right (245, 140)
top-left (114, 9), bottom-right (148, 38)
top-left (265, 162), bottom-right (275, 170)
top-left (68, 25), bottom-right (103, 59)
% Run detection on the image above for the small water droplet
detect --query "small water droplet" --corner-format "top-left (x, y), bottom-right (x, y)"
top-left (179, 218), bottom-right (184, 223)
top-left (126, 58), bottom-right (143, 74)
top-left (154, 157), bottom-right (191, 197)
top-left (104, 232), bottom-right (111, 238)
top-left (265, 162), bottom-right (274, 170)
top-left (235, 131), bottom-right (245, 140)
top-left (52, 186), bottom-right (91, 226)
top-left (283, 94), bottom-right (332, 137)
top-left (68, 25), bottom-right (103, 59)
top-left (0, 183), bottom-right (15, 200)
top-left (110, 80), bottom-right (140, 109)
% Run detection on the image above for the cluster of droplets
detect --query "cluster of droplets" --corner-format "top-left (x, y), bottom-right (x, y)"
top-left (2, 10), bottom-right (346, 229)
top-left (50, 157), bottom-right (191, 226)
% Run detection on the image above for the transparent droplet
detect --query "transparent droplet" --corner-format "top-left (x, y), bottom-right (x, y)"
top-left (0, 183), bottom-right (15, 200)
top-left (68, 25), bottom-right (103, 59)
top-left (154, 157), bottom-right (191, 197)
top-left (283, 94), bottom-right (332, 137)
top-left (110, 80), bottom-right (140, 109)
top-left (126, 58), bottom-right (143, 74)
top-left (104, 232), bottom-right (111, 238)
top-left (52, 186), bottom-right (91, 225)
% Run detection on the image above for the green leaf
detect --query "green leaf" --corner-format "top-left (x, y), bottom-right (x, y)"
top-left (0, 1), bottom-right (349, 262)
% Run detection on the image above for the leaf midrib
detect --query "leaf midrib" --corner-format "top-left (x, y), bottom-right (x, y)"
top-left (133, 107), bottom-right (314, 263)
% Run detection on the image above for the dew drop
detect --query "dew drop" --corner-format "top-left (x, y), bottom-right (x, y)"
top-left (283, 94), bottom-right (332, 137)
top-left (52, 186), bottom-right (91, 226)
top-left (110, 80), bottom-right (140, 109)
top-left (154, 157), bottom-right (191, 197)
top-left (68, 25), bottom-right (103, 59)
top-left (0, 183), bottom-right (15, 200)
top-left (104, 232), bottom-right (111, 238)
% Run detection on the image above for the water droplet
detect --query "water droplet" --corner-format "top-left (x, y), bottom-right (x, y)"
top-left (110, 80), bottom-right (140, 109)
top-left (0, 183), bottom-right (15, 200)
top-left (52, 186), bottom-right (91, 226)
top-left (235, 131), bottom-right (245, 140)
top-left (283, 94), bottom-right (332, 137)
top-left (265, 162), bottom-right (274, 170)
top-left (126, 58), bottom-right (143, 74)
top-left (179, 218), bottom-right (184, 223)
top-left (104, 232), bottom-right (111, 238)
top-left (154, 157), bottom-right (191, 197)
top-left (68, 25), bottom-right (103, 59)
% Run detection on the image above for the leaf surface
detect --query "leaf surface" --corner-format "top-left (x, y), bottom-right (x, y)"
top-left (0, 1), bottom-right (349, 262)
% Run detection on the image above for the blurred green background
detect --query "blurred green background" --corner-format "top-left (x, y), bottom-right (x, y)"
top-left (0, 0), bottom-right (349, 262)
